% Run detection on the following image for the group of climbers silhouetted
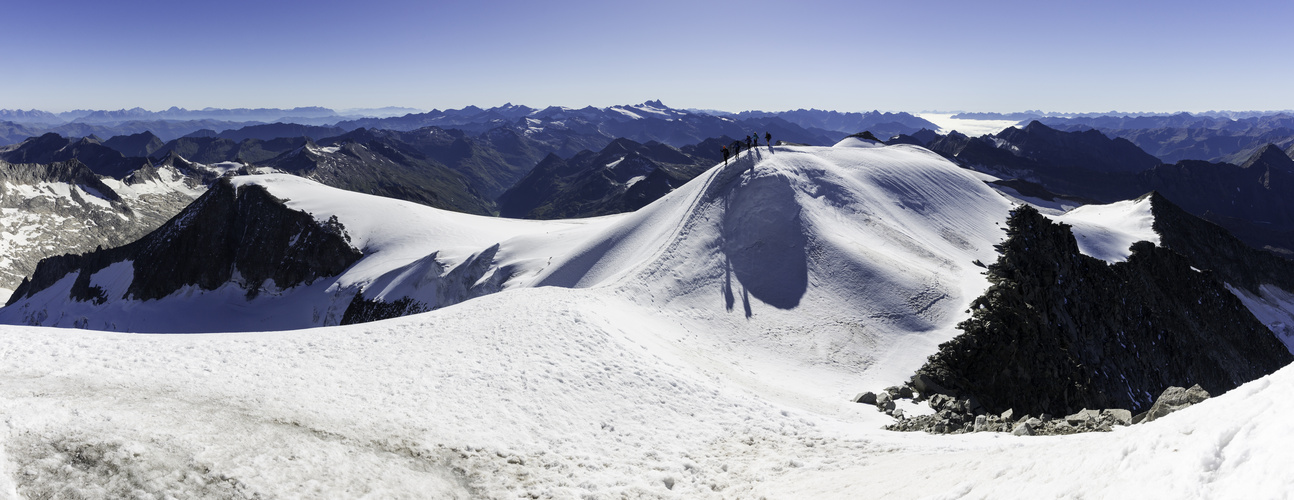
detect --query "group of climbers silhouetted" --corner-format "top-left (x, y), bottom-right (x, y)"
top-left (722, 131), bottom-right (772, 165)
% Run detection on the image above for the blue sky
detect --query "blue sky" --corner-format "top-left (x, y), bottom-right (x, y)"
top-left (3, 0), bottom-right (1291, 113)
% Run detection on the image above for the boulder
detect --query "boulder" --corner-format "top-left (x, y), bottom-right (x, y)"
top-left (1065, 408), bottom-right (1101, 426)
top-left (1143, 385), bottom-right (1211, 423)
top-left (1101, 409), bottom-right (1133, 426)
top-left (854, 392), bottom-right (878, 405)
top-left (910, 373), bottom-right (950, 398)
top-left (876, 392), bottom-right (896, 412)
top-left (927, 393), bottom-right (955, 412)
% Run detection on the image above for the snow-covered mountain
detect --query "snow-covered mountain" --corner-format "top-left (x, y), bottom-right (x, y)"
top-left (0, 157), bottom-right (211, 303)
top-left (2, 137), bottom-right (1294, 497)
top-left (4, 139), bottom-right (1006, 350)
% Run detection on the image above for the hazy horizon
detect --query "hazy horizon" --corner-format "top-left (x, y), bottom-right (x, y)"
top-left (8, 103), bottom-right (1294, 118)
top-left (4, 0), bottom-right (1292, 114)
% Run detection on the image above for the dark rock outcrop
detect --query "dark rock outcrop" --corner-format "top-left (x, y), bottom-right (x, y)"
top-left (1147, 191), bottom-right (1294, 294)
top-left (8, 178), bottom-right (363, 305)
top-left (340, 288), bottom-right (429, 325)
top-left (911, 204), bottom-right (1292, 417)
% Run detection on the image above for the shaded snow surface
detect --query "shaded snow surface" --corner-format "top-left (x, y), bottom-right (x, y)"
top-left (2, 142), bottom-right (1286, 498)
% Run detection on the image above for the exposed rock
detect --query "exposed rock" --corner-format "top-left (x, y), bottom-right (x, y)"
top-left (853, 392), bottom-right (877, 405)
top-left (913, 205), bottom-right (1292, 417)
top-left (1064, 409), bottom-right (1101, 426)
top-left (8, 178), bottom-right (362, 306)
top-left (1142, 385), bottom-right (1211, 423)
top-left (875, 392), bottom-right (896, 412)
top-left (909, 373), bottom-right (951, 400)
top-left (0, 159), bottom-right (204, 294)
top-left (1102, 409), bottom-right (1133, 426)
top-left (340, 288), bottom-right (429, 325)
top-left (881, 391), bottom-right (1139, 436)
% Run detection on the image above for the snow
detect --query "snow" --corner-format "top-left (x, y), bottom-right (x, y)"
top-left (1053, 196), bottom-right (1158, 263)
top-left (917, 113), bottom-right (1020, 137)
top-left (610, 107), bottom-right (643, 120)
top-left (1228, 284), bottom-right (1294, 354)
top-left (100, 164), bottom-right (207, 199)
top-left (1, 142), bottom-right (1289, 497)
top-left (3, 181), bottom-right (106, 207)
top-left (831, 136), bottom-right (885, 148)
top-left (4, 279), bottom-right (1294, 497)
top-left (87, 261), bottom-right (134, 301)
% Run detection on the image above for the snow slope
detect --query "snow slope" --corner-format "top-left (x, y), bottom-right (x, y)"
top-left (2, 141), bottom-right (1291, 497)
top-left (1054, 195), bottom-right (1159, 263)
top-left (3, 140), bottom-right (1012, 407)
top-left (3, 274), bottom-right (1293, 498)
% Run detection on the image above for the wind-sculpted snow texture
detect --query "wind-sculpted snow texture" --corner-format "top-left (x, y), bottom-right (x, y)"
top-left (4, 139), bottom-right (1294, 497)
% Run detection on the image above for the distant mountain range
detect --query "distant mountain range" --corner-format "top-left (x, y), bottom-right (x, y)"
top-left (907, 120), bottom-right (1294, 254)
top-left (0, 101), bottom-right (930, 148)
top-left (499, 137), bottom-right (723, 219)
top-left (0, 106), bottom-right (416, 125)
top-left (1023, 113), bottom-right (1294, 164)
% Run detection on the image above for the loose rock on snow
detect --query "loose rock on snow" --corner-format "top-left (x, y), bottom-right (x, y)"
top-left (869, 382), bottom-right (1211, 436)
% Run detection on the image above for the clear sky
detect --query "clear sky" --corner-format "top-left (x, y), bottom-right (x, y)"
top-left (3, 0), bottom-right (1291, 114)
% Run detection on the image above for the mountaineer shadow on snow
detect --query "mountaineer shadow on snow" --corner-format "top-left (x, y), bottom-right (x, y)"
top-left (721, 169), bottom-right (808, 312)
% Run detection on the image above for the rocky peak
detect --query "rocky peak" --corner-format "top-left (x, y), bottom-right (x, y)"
top-left (913, 204), bottom-right (1293, 417)
top-left (8, 177), bottom-right (363, 305)
top-left (1240, 144), bottom-right (1294, 172)
top-left (994, 120), bottom-right (1160, 173)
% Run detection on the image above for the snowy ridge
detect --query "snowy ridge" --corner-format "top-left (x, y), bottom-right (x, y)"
top-left (3, 142), bottom-right (1013, 395)
top-left (2, 141), bottom-right (1293, 497)
top-left (1053, 195), bottom-right (1159, 263)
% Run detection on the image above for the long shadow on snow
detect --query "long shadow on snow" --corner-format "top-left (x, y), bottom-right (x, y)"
top-left (539, 146), bottom-right (806, 312)
top-left (721, 167), bottom-right (808, 310)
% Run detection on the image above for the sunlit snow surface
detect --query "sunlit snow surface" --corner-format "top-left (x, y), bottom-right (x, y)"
top-left (1055, 196), bottom-right (1159, 263)
top-left (1, 143), bottom-right (1290, 498)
